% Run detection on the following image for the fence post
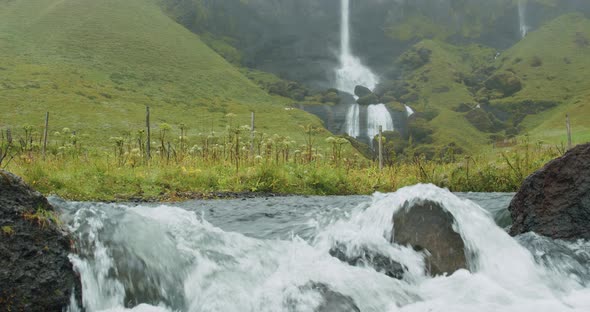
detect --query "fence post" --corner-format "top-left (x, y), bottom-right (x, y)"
top-left (250, 111), bottom-right (255, 157)
top-left (42, 112), bottom-right (49, 160)
top-left (146, 106), bottom-right (151, 160)
top-left (378, 125), bottom-right (383, 171)
top-left (566, 114), bottom-right (572, 150)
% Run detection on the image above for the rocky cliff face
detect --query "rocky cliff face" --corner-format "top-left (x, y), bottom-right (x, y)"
top-left (0, 170), bottom-right (81, 311)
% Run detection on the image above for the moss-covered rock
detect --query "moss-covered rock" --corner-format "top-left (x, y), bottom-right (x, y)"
top-left (398, 47), bottom-right (432, 70)
top-left (386, 101), bottom-right (406, 112)
top-left (464, 108), bottom-right (505, 133)
top-left (0, 170), bottom-right (81, 311)
top-left (484, 72), bottom-right (523, 97)
top-left (357, 93), bottom-right (380, 105)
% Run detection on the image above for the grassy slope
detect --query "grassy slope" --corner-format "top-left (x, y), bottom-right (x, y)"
top-left (0, 0), bottom-right (327, 148)
top-left (399, 14), bottom-right (590, 152)
top-left (495, 13), bottom-right (590, 145)
top-left (399, 40), bottom-right (495, 152)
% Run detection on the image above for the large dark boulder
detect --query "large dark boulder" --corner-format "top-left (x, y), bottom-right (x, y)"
top-left (354, 85), bottom-right (372, 98)
top-left (509, 143), bottom-right (590, 240)
top-left (391, 199), bottom-right (467, 276)
top-left (0, 170), bottom-right (81, 311)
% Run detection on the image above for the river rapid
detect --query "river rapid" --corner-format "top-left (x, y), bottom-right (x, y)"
top-left (55, 184), bottom-right (590, 312)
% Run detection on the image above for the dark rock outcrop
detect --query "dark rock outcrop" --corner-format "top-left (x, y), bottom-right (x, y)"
top-left (391, 199), bottom-right (467, 276)
top-left (0, 170), bottom-right (81, 311)
top-left (329, 243), bottom-right (405, 279)
top-left (509, 143), bottom-right (590, 240)
top-left (354, 85), bottom-right (372, 98)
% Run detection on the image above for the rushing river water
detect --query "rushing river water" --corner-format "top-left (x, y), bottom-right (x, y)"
top-left (55, 184), bottom-right (590, 312)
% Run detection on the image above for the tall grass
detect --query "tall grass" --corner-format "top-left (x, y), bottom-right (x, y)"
top-left (1, 125), bottom-right (564, 201)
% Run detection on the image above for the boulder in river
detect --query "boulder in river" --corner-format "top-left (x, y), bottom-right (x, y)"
top-left (329, 243), bottom-right (405, 279)
top-left (0, 170), bottom-right (81, 311)
top-left (391, 199), bottom-right (467, 276)
top-left (509, 143), bottom-right (590, 240)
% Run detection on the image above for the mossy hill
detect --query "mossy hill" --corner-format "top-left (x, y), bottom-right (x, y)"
top-left (371, 13), bottom-right (590, 156)
top-left (0, 0), bottom-right (329, 149)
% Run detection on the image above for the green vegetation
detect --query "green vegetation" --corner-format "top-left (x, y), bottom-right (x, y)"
top-left (22, 207), bottom-right (61, 228)
top-left (1, 226), bottom-right (14, 236)
top-left (0, 0), bottom-right (330, 150)
top-left (2, 123), bottom-right (567, 200)
top-left (375, 13), bottom-right (590, 156)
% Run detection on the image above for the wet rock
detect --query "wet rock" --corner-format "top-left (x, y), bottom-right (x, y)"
top-left (301, 283), bottom-right (360, 312)
top-left (329, 243), bottom-right (405, 279)
top-left (356, 93), bottom-right (380, 105)
top-left (354, 85), bottom-right (372, 98)
top-left (391, 199), bottom-right (467, 276)
top-left (509, 143), bottom-right (590, 240)
top-left (0, 170), bottom-right (81, 311)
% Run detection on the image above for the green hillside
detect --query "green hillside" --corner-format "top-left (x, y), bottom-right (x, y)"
top-left (494, 13), bottom-right (590, 145)
top-left (0, 0), bottom-right (326, 148)
top-left (376, 13), bottom-right (589, 156)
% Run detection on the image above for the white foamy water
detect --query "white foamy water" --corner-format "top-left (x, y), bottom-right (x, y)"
top-left (335, 0), bottom-right (395, 141)
top-left (367, 104), bottom-right (395, 140)
top-left (405, 105), bottom-right (415, 117)
top-left (335, 0), bottom-right (379, 94)
top-left (344, 103), bottom-right (361, 138)
top-left (58, 185), bottom-right (590, 312)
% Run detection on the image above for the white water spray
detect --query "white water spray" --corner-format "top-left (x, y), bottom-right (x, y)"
top-left (61, 185), bottom-right (590, 312)
top-left (344, 104), bottom-right (360, 138)
top-left (405, 105), bottom-right (415, 117)
top-left (336, 0), bottom-right (394, 140)
top-left (367, 104), bottom-right (395, 140)
top-left (335, 0), bottom-right (378, 93)
top-left (518, 0), bottom-right (529, 38)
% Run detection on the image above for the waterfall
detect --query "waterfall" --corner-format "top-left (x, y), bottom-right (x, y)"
top-left (336, 0), bottom-right (394, 141)
top-left (335, 0), bottom-right (378, 93)
top-left (344, 104), bottom-right (360, 138)
top-left (367, 104), bottom-right (394, 140)
top-left (405, 105), bottom-right (415, 117)
top-left (518, 0), bottom-right (528, 38)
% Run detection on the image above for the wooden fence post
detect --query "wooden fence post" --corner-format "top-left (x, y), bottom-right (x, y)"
top-left (42, 112), bottom-right (49, 160)
top-left (250, 111), bottom-right (255, 157)
top-left (146, 106), bottom-right (151, 160)
top-left (566, 114), bottom-right (572, 150)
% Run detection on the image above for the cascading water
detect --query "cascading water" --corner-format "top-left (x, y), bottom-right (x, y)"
top-left (335, 0), bottom-right (378, 93)
top-left (367, 104), bottom-right (394, 140)
top-left (344, 104), bottom-right (360, 138)
top-left (59, 185), bottom-right (590, 311)
top-left (336, 0), bottom-right (394, 141)
top-left (404, 105), bottom-right (415, 117)
top-left (518, 0), bottom-right (529, 38)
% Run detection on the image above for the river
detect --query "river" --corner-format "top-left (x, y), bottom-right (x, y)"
top-left (55, 184), bottom-right (590, 312)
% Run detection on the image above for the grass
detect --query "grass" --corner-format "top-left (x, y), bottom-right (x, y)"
top-left (1, 225), bottom-right (14, 236)
top-left (2, 122), bottom-right (567, 201)
top-left (0, 0), bottom-right (331, 150)
top-left (392, 13), bottom-right (590, 153)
